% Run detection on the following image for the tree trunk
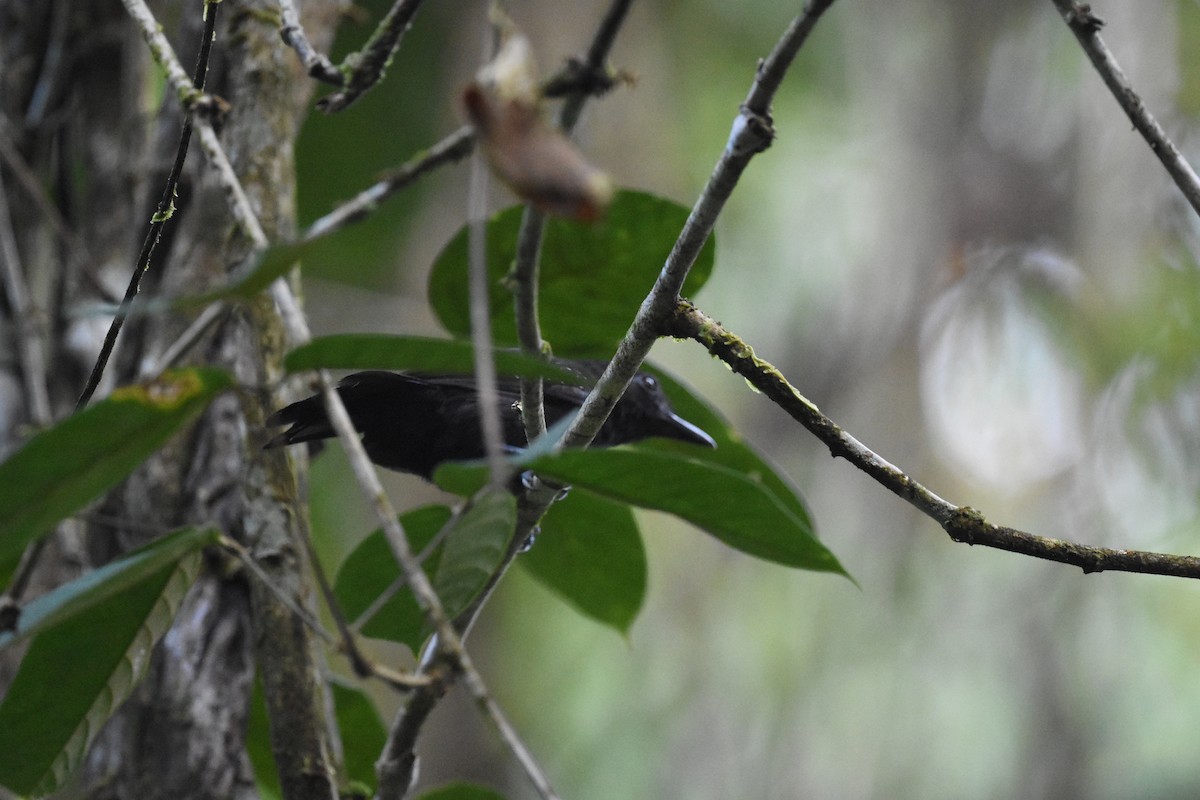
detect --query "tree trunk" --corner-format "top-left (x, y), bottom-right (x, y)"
top-left (1, 1), bottom-right (343, 797)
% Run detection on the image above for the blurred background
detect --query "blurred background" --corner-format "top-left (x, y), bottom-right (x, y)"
top-left (295, 1), bottom-right (1200, 797)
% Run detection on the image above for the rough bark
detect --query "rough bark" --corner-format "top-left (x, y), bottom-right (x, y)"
top-left (1, 0), bottom-right (343, 797)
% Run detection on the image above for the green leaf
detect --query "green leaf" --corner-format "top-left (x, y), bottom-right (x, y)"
top-left (284, 334), bottom-right (580, 384)
top-left (428, 190), bottom-right (715, 356)
top-left (334, 505), bottom-right (452, 653)
top-left (417, 783), bottom-right (507, 800)
top-left (0, 529), bottom-right (209, 795)
top-left (0, 368), bottom-right (231, 574)
top-left (331, 682), bottom-right (387, 792)
top-left (336, 494), bottom-right (516, 651)
top-left (519, 492), bottom-right (646, 635)
top-left (0, 527), bottom-right (218, 650)
top-left (432, 489), bottom-right (516, 621)
top-left (526, 448), bottom-right (845, 575)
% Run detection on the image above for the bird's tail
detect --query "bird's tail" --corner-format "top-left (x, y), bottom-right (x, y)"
top-left (263, 396), bottom-right (334, 450)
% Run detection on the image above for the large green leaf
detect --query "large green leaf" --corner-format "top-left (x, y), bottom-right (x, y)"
top-left (525, 448), bottom-right (844, 574)
top-left (334, 493), bottom-right (516, 652)
top-left (432, 489), bottom-right (516, 621)
top-left (518, 492), bottom-right (646, 635)
top-left (334, 505), bottom-right (452, 652)
top-left (428, 190), bottom-right (715, 356)
top-left (438, 443), bottom-right (844, 576)
top-left (0, 528), bottom-right (210, 795)
top-left (0, 368), bottom-right (231, 573)
top-left (284, 334), bottom-right (580, 383)
top-left (331, 682), bottom-right (387, 793)
top-left (0, 527), bottom-right (218, 650)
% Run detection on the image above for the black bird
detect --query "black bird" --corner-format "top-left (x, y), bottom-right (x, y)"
top-left (265, 360), bottom-right (716, 479)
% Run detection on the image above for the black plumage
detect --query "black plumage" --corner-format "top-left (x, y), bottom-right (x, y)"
top-left (265, 361), bottom-right (715, 479)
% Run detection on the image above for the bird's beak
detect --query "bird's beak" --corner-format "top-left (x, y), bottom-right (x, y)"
top-left (660, 413), bottom-right (717, 448)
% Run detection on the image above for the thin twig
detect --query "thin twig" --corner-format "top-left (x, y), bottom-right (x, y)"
top-left (224, 536), bottom-right (429, 691)
top-left (302, 125), bottom-right (476, 241)
top-left (0, 166), bottom-right (52, 425)
top-left (24, 0), bottom-right (69, 125)
top-left (223, 537), bottom-right (339, 647)
top-left (79, 0), bottom-right (221, 410)
top-left (349, 523), bottom-right (449, 632)
top-left (196, 123), bottom-right (270, 247)
top-left (146, 126), bottom-right (477, 378)
top-left (512, 206), bottom-right (549, 441)
top-left (0, 123), bottom-right (97, 294)
top-left (561, 0), bottom-right (835, 450)
top-left (468, 147), bottom-right (508, 486)
top-left (557, 0), bottom-right (634, 131)
top-left (278, 0), bottom-right (344, 86)
top-left (142, 302), bottom-right (230, 378)
top-left (510, 0), bottom-right (634, 445)
top-left (317, 0), bottom-right (425, 113)
top-left (295, 517), bottom-right (381, 681)
top-left (1049, 0), bottom-right (1200, 217)
top-left (667, 299), bottom-right (1200, 579)
top-left (466, 16), bottom-right (511, 489)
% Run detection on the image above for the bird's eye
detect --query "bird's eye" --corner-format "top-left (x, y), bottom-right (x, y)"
top-left (643, 376), bottom-right (657, 389)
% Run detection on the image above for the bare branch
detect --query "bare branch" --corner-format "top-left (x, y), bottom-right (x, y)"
top-left (279, 0), bottom-right (344, 86)
top-left (468, 144), bottom-right (507, 485)
top-left (561, 0), bottom-right (836, 451)
top-left (1049, 0), bottom-right (1200, 217)
top-left (667, 299), bottom-right (1200, 580)
top-left (303, 125), bottom-right (475, 240)
top-left (146, 125), bottom-right (477, 378)
top-left (511, 0), bottom-right (635, 445)
top-left (0, 166), bottom-right (51, 425)
top-left (0, 123), bottom-right (97, 294)
top-left (512, 205), bottom-right (550, 440)
top-left (317, 0), bottom-right (425, 113)
top-left (79, 0), bottom-right (221, 409)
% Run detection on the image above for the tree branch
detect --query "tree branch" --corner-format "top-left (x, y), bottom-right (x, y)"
top-left (0, 165), bottom-right (51, 425)
top-left (667, 299), bottom-right (1200, 580)
top-left (1049, 0), bottom-right (1200, 217)
top-left (510, 0), bottom-right (635, 445)
top-left (302, 125), bottom-right (476, 240)
top-left (145, 127), bottom-right (477, 379)
top-left (317, 0), bottom-right (425, 113)
top-left (278, 0), bottom-right (344, 86)
top-left (79, 0), bottom-right (220, 410)
top-left (560, 0), bottom-right (835, 451)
